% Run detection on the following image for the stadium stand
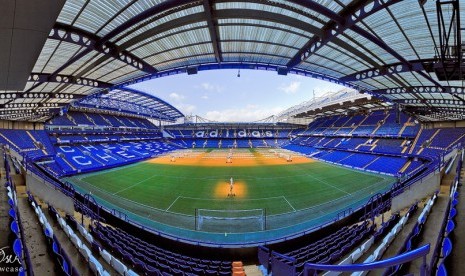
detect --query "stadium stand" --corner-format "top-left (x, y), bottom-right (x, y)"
top-left (1, 108), bottom-right (464, 275)
top-left (3, 1), bottom-right (465, 275)
top-left (282, 109), bottom-right (465, 178)
top-left (2, 152), bottom-right (31, 275)
top-left (91, 222), bottom-right (232, 275)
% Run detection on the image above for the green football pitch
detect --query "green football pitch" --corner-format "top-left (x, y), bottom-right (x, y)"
top-left (65, 150), bottom-right (394, 237)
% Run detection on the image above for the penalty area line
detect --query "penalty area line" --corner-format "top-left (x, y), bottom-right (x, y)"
top-left (165, 196), bottom-right (181, 212)
top-left (282, 196), bottom-right (296, 212)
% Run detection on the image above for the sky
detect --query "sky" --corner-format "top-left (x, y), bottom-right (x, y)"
top-left (130, 69), bottom-right (347, 122)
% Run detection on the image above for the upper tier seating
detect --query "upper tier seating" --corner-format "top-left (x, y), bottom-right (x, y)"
top-left (48, 111), bottom-right (158, 130)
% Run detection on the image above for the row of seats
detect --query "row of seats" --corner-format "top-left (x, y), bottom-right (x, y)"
top-left (26, 192), bottom-right (79, 275)
top-left (3, 152), bottom-right (28, 275)
top-left (288, 145), bottom-right (411, 176)
top-left (327, 203), bottom-right (417, 276)
top-left (260, 222), bottom-right (372, 275)
top-left (53, 206), bottom-right (116, 276)
top-left (381, 194), bottom-right (437, 276)
top-left (48, 111), bottom-right (157, 129)
top-left (92, 222), bottom-right (232, 275)
top-left (435, 153), bottom-right (463, 276)
top-left (44, 140), bottom-right (180, 176)
top-left (300, 110), bottom-right (418, 138)
top-left (5, 182), bottom-right (26, 275)
top-left (49, 204), bottom-right (140, 276)
top-left (50, 132), bottom-right (161, 145)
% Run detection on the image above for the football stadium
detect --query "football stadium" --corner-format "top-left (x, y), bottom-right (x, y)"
top-left (1, 1), bottom-right (465, 276)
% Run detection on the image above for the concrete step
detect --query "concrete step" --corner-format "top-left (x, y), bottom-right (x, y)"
top-left (17, 197), bottom-right (57, 275)
top-left (244, 264), bottom-right (264, 276)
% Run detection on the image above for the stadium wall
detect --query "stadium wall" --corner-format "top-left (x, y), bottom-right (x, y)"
top-left (391, 170), bottom-right (440, 213)
top-left (26, 171), bottom-right (74, 214)
top-left (0, 119), bottom-right (44, 130)
top-left (423, 120), bottom-right (465, 128)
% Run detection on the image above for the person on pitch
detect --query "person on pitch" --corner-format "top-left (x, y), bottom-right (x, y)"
top-left (229, 177), bottom-right (235, 197)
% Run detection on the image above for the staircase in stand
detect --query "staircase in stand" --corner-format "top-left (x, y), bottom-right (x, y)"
top-left (399, 160), bottom-right (412, 173)
top-left (84, 113), bottom-right (96, 125)
top-left (408, 127), bottom-right (423, 154)
top-left (363, 156), bottom-right (381, 169)
top-left (66, 114), bottom-right (77, 125)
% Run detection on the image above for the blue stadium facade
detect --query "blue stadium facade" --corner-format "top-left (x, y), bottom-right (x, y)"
top-left (1, 1), bottom-right (465, 275)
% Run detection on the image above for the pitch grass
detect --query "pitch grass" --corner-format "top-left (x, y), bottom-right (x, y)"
top-left (67, 158), bottom-right (394, 217)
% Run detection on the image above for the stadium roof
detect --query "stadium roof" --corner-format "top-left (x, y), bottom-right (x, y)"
top-left (1, 0), bottom-right (465, 122)
top-left (277, 89), bottom-right (394, 121)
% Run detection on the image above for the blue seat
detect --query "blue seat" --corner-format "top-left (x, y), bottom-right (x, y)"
top-left (445, 220), bottom-right (455, 236)
top-left (145, 264), bottom-right (161, 276)
top-left (62, 253), bottom-right (71, 275)
top-left (10, 221), bottom-right (19, 236)
top-left (53, 242), bottom-right (60, 255)
top-left (61, 257), bottom-right (70, 275)
top-left (13, 239), bottom-right (22, 259)
top-left (8, 198), bottom-right (15, 207)
top-left (436, 261), bottom-right (447, 276)
top-left (45, 228), bottom-right (53, 239)
top-left (405, 239), bottom-right (412, 251)
top-left (451, 199), bottom-right (458, 207)
top-left (448, 208), bottom-right (456, 221)
top-left (8, 208), bottom-right (16, 220)
top-left (442, 237), bottom-right (452, 258)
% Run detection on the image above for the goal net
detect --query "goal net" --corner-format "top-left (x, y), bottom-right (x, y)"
top-left (195, 208), bottom-right (265, 233)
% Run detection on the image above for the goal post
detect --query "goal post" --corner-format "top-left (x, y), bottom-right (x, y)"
top-left (195, 208), bottom-right (266, 233)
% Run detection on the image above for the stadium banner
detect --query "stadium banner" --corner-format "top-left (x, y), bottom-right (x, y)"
top-left (237, 129), bottom-right (247, 138)
top-left (195, 130), bottom-right (205, 137)
top-left (251, 130), bottom-right (260, 137)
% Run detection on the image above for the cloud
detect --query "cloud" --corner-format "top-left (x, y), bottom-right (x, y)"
top-left (169, 92), bottom-right (185, 101)
top-left (176, 103), bottom-right (196, 114)
top-left (279, 81), bottom-right (301, 94)
top-left (201, 82), bottom-right (223, 93)
top-left (201, 95), bottom-right (209, 100)
top-left (204, 106), bottom-right (285, 122)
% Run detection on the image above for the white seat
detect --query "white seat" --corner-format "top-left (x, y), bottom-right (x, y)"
top-left (90, 256), bottom-right (104, 273)
top-left (126, 269), bottom-right (138, 276)
top-left (71, 234), bottom-right (82, 248)
top-left (79, 244), bottom-right (91, 261)
top-left (77, 224), bottom-right (86, 236)
top-left (59, 217), bottom-right (66, 229)
top-left (85, 233), bottom-right (93, 244)
top-left (66, 225), bottom-right (74, 237)
top-left (99, 249), bottom-right (112, 265)
top-left (111, 258), bottom-right (127, 275)
top-left (89, 259), bottom-right (103, 275)
top-left (350, 248), bottom-right (362, 262)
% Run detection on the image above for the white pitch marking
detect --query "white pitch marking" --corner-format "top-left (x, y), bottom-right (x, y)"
top-left (112, 174), bottom-right (160, 195)
top-left (165, 196), bottom-right (181, 212)
top-left (282, 196), bottom-right (296, 212)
